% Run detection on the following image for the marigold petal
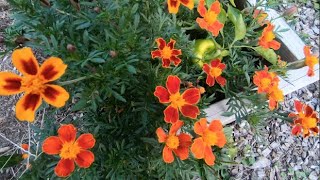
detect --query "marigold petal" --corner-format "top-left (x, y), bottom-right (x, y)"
top-left (291, 125), bottom-right (301, 136)
top-left (41, 85), bottom-right (69, 108)
top-left (304, 105), bottom-right (314, 117)
top-left (294, 118), bottom-right (302, 124)
top-left (303, 46), bottom-right (311, 57)
top-left (203, 63), bottom-right (210, 74)
top-left (215, 131), bottom-right (227, 148)
top-left (171, 49), bottom-right (182, 56)
top-left (210, 59), bottom-right (220, 67)
top-left (12, 47), bottom-right (39, 76)
top-left (208, 120), bottom-right (223, 132)
top-left (54, 159), bottom-right (75, 177)
top-left (196, 18), bottom-right (208, 29)
top-left (168, 0), bottom-right (180, 14)
top-left (173, 146), bottom-right (189, 160)
top-left (218, 63), bottom-right (226, 70)
top-left (154, 86), bottom-right (170, 103)
top-left (180, 0), bottom-right (194, 10)
top-left (164, 105), bottom-right (179, 123)
top-left (178, 133), bottom-right (192, 147)
top-left (170, 56), bottom-right (182, 66)
top-left (288, 112), bottom-right (297, 118)
top-left (208, 21), bottom-right (224, 37)
top-left (197, 0), bottom-right (207, 17)
top-left (166, 75), bottom-right (180, 94)
top-left (58, 124), bottom-right (77, 143)
top-left (0, 72), bottom-right (23, 95)
top-left (169, 120), bottom-right (184, 135)
top-left (163, 146), bottom-right (174, 163)
top-left (216, 76), bottom-right (226, 86)
top-left (268, 98), bottom-right (277, 110)
top-left (307, 68), bottom-right (315, 77)
top-left (39, 57), bottom-right (67, 82)
top-left (16, 93), bottom-right (42, 122)
top-left (162, 58), bottom-right (171, 68)
top-left (42, 136), bottom-right (62, 155)
top-left (194, 118), bottom-right (208, 136)
top-left (294, 100), bottom-right (303, 112)
top-left (156, 38), bottom-right (166, 50)
top-left (151, 50), bottom-right (162, 59)
top-left (156, 127), bottom-right (167, 143)
top-left (76, 133), bottom-right (95, 149)
top-left (180, 104), bottom-right (200, 119)
top-left (206, 75), bottom-right (215, 87)
top-left (167, 39), bottom-right (176, 49)
top-left (204, 146), bottom-right (215, 166)
top-left (191, 138), bottom-right (205, 159)
top-left (310, 127), bottom-right (319, 134)
top-left (75, 150), bottom-right (94, 168)
top-left (269, 40), bottom-right (281, 50)
top-left (182, 88), bottom-right (200, 104)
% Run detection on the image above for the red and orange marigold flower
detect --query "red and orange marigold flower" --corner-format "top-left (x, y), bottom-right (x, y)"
top-left (156, 120), bottom-right (192, 163)
top-left (191, 118), bottom-right (226, 166)
top-left (196, 0), bottom-right (224, 37)
top-left (151, 38), bottom-right (182, 68)
top-left (303, 46), bottom-right (319, 77)
top-left (167, 0), bottom-right (194, 14)
top-left (203, 59), bottom-right (226, 87)
top-left (290, 100), bottom-right (319, 137)
top-left (154, 75), bottom-right (201, 123)
top-left (267, 85), bottom-right (284, 110)
top-left (0, 48), bottom-right (69, 122)
top-left (258, 23), bottom-right (281, 50)
top-left (42, 124), bottom-right (95, 177)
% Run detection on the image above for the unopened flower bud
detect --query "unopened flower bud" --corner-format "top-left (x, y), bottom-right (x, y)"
top-left (198, 86), bottom-right (205, 94)
top-left (94, 7), bottom-right (100, 13)
top-left (283, 6), bottom-right (298, 17)
top-left (67, 44), bottom-right (76, 53)
top-left (109, 50), bottom-right (117, 58)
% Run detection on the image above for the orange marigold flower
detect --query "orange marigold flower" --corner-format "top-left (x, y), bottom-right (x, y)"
top-left (154, 75), bottom-right (201, 123)
top-left (156, 120), bottom-right (192, 163)
top-left (258, 23), bottom-right (281, 50)
top-left (289, 100), bottom-right (319, 137)
top-left (253, 66), bottom-right (279, 94)
top-left (167, 0), bottom-right (194, 14)
top-left (42, 124), bottom-right (96, 177)
top-left (303, 46), bottom-right (319, 77)
top-left (196, 0), bottom-right (224, 37)
top-left (253, 9), bottom-right (269, 26)
top-left (267, 85), bottom-right (284, 110)
top-left (0, 48), bottom-right (69, 122)
top-left (191, 118), bottom-right (226, 166)
top-left (21, 144), bottom-right (29, 159)
top-left (203, 59), bottom-right (226, 87)
top-left (151, 38), bottom-right (182, 68)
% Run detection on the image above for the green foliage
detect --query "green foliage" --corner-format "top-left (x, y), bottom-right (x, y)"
top-left (0, 154), bottom-right (24, 169)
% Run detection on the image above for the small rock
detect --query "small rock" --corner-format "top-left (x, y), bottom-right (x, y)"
top-left (293, 165), bottom-right (302, 170)
top-left (312, 26), bottom-right (319, 35)
top-left (0, 147), bottom-right (10, 154)
top-left (309, 171), bottom-right (318, 180)
top-left (262, 148), bottom-right (271, 157)
top-left (251, 157), bottom-right (271, 169)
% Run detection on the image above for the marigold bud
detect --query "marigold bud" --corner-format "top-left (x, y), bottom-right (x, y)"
top-left (93, 7), bottom-right (101, 13)
top-left (67, 44), bottom-right (76, 53)
top-left (283, 6), bottom-right (298, 17)
top-left (198, 87), bottom-right (205, 94)
top-left (109, 50), bottom-right (117, 58)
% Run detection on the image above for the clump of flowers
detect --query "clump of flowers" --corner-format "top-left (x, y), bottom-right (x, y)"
top-left (42, 124), bottom-right (95, 177)
top-left (156, 120), bottom-right (192, 163)
top-left (154, 75), bottom-right (201, 123)
top-left (151, 38), bottom-right (182, 68)
top-left (0, 48), bottom-right (69, 122)
top-left (290, 100), bottom-right (319, 137)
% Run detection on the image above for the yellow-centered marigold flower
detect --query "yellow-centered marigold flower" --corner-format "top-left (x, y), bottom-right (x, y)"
top-left (167, 0), bottom-right (194, 14)
top-left (303, 46), bottom-right (319, 77)
top-left (258, 23), bottom-right (281, 50)
top-left (290, 100), bottom-right (319, 137)
top-left (42, 124), bottom-right (96, 177)
top-left (151, 38), bottom-right (182, 68)
top-left (156, 120), bottom-right (192, 163)
top-left (196, 0), bottom-right (224, 37)
top-left (0, 48), bottom-right (69, 122)
top-left (267, 85), bottom-right (284, 110)
top-left (253, 66), bottom-right (279, 93)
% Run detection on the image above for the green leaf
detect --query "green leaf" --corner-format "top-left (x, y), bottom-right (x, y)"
top-left (221, 111), bottom-right (234, 117)
top-left (71, 99), bottom-right (88, 111)
top-left (111, 90), bottom-right (127, 102)
top-left (253, 47), bottom-right (277, 65)
top-left (127, 65), bottom-right (137, 74)
top-left (90, 58), bottom-right (105, 63)
top-left (229, 0), bottom-right (236, 7)
top-left (0, 154), bottom-right (23, 168)
top-left (227, 5), bottom-right (246, 41)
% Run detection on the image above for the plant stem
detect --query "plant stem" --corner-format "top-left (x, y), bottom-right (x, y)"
top-left (57, 76), bottom-right (90, 86)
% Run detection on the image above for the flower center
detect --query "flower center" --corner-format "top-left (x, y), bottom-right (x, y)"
top-left (260, 78), bottom-right (271, 89)
top-left (209, 67), bottom-right (222, 78)
top-left (21, 76), bottom-right (45, 94)
top-left (204, 11), bottom-right (218, 25)
top-left (60, 141), bottom-right (81, 159)
top-left (203, 130), bottom-right (217, 146)
top-left (162, 46), bottom-right (172, 59)
top-left (302, 117), bottom-right (317, 129)
top-left (169, 92), bottom-right (185, 108)
top-left (306, 56), bottom-right (318, 67)
top-left (166, 135), bottom-right (179, 149)
top-left (264, 31), bottom-right (275, 42)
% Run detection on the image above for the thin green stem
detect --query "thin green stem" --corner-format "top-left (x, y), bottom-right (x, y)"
top-left (57, 76), bottom-right (91, 86)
